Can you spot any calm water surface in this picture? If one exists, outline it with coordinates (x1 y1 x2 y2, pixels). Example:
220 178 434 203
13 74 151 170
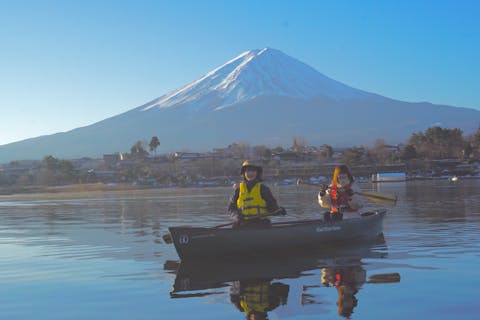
0 180 479 320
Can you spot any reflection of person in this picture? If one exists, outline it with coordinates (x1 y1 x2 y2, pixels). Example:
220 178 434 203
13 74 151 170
230 279 289 320
318 165 364 221
228 160 286 227
321 265 366 318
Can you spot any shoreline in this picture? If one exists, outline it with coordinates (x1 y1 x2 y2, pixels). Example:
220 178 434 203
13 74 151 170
1 174 479 198
0 183 148 196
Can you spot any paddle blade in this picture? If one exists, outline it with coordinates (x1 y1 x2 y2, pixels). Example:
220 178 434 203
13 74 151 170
357 191 397 206
368 272 401 284
162 233 173 244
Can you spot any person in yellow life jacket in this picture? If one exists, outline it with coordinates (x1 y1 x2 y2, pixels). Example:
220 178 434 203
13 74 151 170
228 160 286 227
230 279 290 320
318 165 364 221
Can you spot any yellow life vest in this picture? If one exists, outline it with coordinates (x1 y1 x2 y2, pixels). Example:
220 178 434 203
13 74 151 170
239 281 270 314
237 182 268 219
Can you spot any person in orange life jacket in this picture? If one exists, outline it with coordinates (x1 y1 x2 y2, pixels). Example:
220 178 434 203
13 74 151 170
321 264 366 318
318 165 364 221
228 160 286 227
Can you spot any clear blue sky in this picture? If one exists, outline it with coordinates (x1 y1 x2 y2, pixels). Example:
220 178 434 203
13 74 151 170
1 0 479 145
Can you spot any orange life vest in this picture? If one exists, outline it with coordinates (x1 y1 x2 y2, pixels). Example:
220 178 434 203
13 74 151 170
330 183 354 213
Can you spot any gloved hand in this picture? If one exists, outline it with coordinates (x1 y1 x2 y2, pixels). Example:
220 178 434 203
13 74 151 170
229 208 243 222
277 207 287 216
319 184 329 197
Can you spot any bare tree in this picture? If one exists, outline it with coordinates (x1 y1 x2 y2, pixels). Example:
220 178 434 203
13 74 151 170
130 140 148 159
149 136 160 154
320 144 333 160
292 136 307 153
408 126 464 159
229 142 250 159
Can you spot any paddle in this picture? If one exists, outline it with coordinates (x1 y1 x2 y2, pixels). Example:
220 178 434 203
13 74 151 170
162 209 286 244
296 179 397 205
162 222 232 244
367 272 401 284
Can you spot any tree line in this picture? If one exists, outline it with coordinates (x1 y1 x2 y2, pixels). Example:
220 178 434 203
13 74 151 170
1 127 479 188
123 127 480 166
342 126 480 167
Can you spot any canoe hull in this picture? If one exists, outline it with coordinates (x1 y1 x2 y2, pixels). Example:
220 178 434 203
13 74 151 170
168 237 387 294
169 210 386 261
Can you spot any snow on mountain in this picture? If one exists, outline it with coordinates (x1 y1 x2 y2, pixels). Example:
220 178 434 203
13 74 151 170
139 48 371 112
0 47 478 163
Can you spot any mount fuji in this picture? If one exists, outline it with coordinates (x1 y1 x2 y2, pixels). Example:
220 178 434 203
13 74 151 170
1 48 479 162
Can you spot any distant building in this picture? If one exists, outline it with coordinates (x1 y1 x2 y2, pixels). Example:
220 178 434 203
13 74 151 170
103 153 123 167
174 152 210 160
371 172 407 182
91 170 116 182
71 158 104 170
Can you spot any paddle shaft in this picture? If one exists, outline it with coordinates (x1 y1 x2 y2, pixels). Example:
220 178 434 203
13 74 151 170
355 191 397 203
162 209 284 244
296 179 329 191
296 179 397 204
212 210 282 229
202 208 285 229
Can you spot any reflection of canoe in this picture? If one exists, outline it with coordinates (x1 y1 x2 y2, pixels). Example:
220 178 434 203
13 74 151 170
169 209 386 261
168 238 387 294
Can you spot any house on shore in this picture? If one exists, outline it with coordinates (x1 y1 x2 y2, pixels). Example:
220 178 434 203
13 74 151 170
371 172 407 182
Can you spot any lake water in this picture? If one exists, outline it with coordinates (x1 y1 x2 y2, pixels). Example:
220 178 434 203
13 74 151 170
0 179 479 320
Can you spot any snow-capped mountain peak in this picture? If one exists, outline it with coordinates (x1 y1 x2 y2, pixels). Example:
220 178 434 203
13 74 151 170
140 48 368 112
1 47 478 163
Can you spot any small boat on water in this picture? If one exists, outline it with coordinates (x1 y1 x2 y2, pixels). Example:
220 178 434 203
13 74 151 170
450 175 459 182
168 209 387 261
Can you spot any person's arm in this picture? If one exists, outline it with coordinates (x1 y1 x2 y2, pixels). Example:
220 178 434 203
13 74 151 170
318 187 332 209
227 188 241 221
260 184 281 213
348 183 364 210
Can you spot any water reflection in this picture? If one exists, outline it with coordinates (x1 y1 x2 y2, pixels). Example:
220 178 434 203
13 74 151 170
167 237 399 319
230 279 289 320
1 182 479 319
320 264 365 317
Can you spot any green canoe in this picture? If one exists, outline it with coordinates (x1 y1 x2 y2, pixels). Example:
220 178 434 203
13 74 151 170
169 209 387 261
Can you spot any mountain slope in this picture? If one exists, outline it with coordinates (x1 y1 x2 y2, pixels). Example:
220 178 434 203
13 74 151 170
0 48 478 162
138 48 373 112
